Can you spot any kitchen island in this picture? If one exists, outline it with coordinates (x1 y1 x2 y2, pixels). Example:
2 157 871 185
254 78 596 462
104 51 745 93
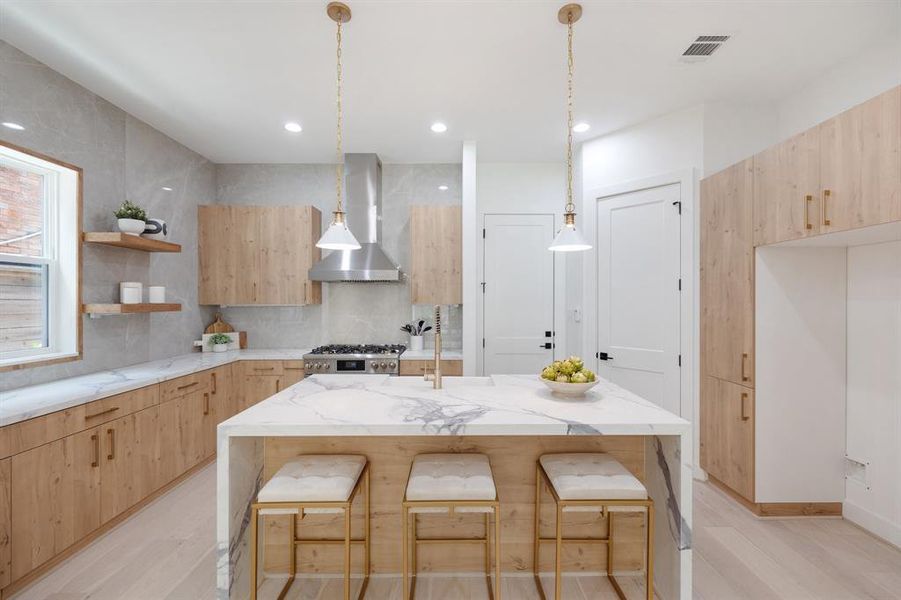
217 374 692 599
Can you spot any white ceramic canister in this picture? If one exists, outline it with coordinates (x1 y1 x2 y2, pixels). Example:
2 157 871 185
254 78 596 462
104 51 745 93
148 286 166 303
120 282 142 304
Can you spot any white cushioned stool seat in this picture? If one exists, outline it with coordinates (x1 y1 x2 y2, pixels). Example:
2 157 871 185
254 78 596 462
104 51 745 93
258 455 366 515
540 453 646 513
406 453 497 514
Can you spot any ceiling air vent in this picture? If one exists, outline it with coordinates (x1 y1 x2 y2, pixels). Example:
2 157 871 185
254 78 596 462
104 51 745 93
681 35 730 62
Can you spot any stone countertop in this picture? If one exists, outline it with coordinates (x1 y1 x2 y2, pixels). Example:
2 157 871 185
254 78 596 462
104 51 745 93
219 374 691 437
0 349 311 427
398 349 463 360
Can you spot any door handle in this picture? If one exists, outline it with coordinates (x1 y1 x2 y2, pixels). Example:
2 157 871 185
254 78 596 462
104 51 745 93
203 392 210 416
211 371 217 394
177 381 199 391
741 392 750 421
741 353 750 382
822 189 831 226
596 352 613 361
91 433 100 467
804 195 813 230
107 428 115 460
539 342 553 349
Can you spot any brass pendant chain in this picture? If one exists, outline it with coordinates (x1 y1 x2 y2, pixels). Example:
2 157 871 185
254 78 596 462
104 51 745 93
565 15 575 216
335 19 344 217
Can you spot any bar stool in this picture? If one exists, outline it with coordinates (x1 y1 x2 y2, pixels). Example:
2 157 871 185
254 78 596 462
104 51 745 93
533 453 654 600
250 455 370 600
402 453 501 600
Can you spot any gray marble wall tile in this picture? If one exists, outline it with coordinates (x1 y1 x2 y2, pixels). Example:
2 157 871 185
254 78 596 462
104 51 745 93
0 41 215 391
215 163 462 348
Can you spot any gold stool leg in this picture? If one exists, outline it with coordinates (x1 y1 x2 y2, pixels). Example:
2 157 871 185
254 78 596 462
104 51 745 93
533 465 543 599
554 503 562 600
411 513 418 599
344 502 352 600
494 504 502 600
402 505 409 600
646 504 655 600
484 512 491 597
606 510 626 600
250 506 259 600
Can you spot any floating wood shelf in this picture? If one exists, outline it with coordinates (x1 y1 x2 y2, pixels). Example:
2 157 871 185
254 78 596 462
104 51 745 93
82 303 182 315
83 232 181 253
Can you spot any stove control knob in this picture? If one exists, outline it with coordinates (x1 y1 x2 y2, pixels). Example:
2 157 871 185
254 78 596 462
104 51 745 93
388 361 396 369
380 362 387 369
370 361 378 369
304 363 311 370
324 363 330 370
315 363 322 370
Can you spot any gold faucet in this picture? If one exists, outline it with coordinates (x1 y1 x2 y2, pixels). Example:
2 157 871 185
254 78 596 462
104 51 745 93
423 305 442 389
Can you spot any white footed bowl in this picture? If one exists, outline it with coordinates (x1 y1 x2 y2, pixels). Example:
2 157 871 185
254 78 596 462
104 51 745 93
540 377 599 397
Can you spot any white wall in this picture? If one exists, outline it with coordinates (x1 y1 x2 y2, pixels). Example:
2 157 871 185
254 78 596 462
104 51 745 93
777 33 901 140
702 101 778 176
845 241 901 546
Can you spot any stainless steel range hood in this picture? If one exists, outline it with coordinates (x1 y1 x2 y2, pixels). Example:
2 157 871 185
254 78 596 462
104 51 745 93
309 153 402 282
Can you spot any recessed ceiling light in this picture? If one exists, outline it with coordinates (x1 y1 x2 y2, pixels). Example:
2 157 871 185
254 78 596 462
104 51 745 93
2 122 25 131
572 122 591 133
430 122 448 133
161 186 173 191
438 185 449 191
284 122 303 133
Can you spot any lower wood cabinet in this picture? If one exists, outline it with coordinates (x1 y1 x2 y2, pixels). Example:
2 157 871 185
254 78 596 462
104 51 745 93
100 406 161 524
0 458 10 589
700 376 755 502
399 359 463 376
159 389 208 483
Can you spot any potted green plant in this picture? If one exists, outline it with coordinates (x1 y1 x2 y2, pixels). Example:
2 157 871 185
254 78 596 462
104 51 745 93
114 200 147 235
209 333 231 353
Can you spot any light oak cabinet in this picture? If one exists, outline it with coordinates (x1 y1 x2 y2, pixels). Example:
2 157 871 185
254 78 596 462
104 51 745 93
10 427 101 580
700 159 755 387
399 359 463 376
198 205 322 306
99 406 161 524
700 377 755 502
234 361 303 412
409 205 462 304
0 458 10 589
158 389 208 483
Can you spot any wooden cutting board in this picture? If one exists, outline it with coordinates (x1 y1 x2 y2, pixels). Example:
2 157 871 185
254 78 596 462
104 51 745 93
204 312 234 334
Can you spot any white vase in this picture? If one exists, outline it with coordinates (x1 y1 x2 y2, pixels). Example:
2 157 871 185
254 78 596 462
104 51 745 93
117 218 146 236
409 335 424 352
213 343 228 353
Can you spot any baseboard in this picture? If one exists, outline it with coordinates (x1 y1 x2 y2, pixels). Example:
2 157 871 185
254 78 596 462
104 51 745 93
1 456 216 600
843 500 901 549
707 475 842 517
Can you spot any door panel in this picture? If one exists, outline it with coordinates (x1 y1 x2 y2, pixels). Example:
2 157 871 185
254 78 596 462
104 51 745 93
483 214 555 375
11 427 101 579
0 458 9 588
100 406 161 523
238 375 281 412
700 376 755 502
753 129 821 245
158 391 206 483
701 160 755 387
596 184 681 415
258 207 306 305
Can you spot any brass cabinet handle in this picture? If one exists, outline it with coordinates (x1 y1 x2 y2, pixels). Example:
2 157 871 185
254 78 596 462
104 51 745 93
276 379 280 393
107 428 115 460
91 433 100 467
177 381 199 391
741 353 750 382
822 189 831 226
211 372 217 394
741 392 750 421
85 406 119 420
203 392 210 416
804 195 814 230
253 367 275 371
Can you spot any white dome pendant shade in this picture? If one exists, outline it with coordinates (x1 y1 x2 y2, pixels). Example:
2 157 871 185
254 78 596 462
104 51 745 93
549 213 591 252
550 3 591 254
316 2 361 252
317 211 360 251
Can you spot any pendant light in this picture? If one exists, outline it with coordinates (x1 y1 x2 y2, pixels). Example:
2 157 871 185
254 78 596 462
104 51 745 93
317 2 361 251
549 3 591 252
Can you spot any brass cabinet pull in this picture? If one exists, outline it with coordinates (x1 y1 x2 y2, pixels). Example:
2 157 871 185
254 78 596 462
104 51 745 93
211 372 217 394
253 367 275 371
822 189 831 226
741 353 750 382
276 380 280 393
91 433 100 467
85 406 119 420
177 381 199 391
107 428 115 460
203 392 210 416
741 392 750 421
804 195 814 230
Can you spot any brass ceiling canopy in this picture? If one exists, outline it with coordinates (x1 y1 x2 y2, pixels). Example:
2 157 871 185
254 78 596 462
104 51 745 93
327 2 351 23
557 3 582 24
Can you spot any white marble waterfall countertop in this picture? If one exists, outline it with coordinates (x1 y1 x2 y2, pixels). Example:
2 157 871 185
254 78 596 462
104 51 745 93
398 349 463 360
0 349 311 427
220 374 690 437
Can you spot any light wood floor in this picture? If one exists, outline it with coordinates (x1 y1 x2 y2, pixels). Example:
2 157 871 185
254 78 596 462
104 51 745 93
11 463 901 600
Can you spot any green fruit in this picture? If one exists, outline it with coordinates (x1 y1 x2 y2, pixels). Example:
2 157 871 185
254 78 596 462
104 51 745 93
568 355 584 370
552 360 563 371
555 374 570 383
571 371 588 384
559 360 575 375
541 366 557 380
583 369 596 382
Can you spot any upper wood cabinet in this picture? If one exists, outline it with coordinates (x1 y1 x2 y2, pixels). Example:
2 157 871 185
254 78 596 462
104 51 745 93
753 128 821 246
409 205 462 305
701 159 755 387
819 85 901 232
700 376 755 502
198 205 322 306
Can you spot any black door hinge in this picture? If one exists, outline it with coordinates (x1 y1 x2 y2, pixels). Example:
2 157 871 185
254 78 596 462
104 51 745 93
482 228 486 238
673 200 682 215
482 338 485 348
481 282 486 293
678 278 682 291
678 354 682 367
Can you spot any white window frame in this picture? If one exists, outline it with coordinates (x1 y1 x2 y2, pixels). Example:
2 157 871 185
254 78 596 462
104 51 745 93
0 142 81 370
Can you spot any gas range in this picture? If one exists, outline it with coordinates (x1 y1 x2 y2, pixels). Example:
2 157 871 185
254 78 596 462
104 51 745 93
303 344 406 376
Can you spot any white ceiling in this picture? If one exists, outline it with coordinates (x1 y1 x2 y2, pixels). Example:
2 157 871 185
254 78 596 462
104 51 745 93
1 1 898 163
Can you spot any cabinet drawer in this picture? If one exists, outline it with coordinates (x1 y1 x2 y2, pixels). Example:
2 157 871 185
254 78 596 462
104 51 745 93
160 371 212 404
83 385 159 428
399 359 462 376
0 406 86 460
240 360 284 377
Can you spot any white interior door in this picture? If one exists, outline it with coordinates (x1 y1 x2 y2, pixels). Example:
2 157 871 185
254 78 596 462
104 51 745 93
596 183 681 415
483 214 555 374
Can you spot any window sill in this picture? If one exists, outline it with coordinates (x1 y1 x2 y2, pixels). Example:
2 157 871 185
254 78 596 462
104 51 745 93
0 351 81 372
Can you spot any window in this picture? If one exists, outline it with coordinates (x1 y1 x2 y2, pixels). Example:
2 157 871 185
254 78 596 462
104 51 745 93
0 142 81 369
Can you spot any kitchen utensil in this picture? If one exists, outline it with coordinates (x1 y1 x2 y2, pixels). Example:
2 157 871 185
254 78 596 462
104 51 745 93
205 313 234 334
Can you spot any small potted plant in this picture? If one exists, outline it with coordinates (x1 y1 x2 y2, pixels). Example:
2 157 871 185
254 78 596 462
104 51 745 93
400 320 432 352
114 200 147 235
209 333 231 353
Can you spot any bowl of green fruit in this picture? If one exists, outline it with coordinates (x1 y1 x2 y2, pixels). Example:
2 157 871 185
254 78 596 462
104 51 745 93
539 356 599 397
